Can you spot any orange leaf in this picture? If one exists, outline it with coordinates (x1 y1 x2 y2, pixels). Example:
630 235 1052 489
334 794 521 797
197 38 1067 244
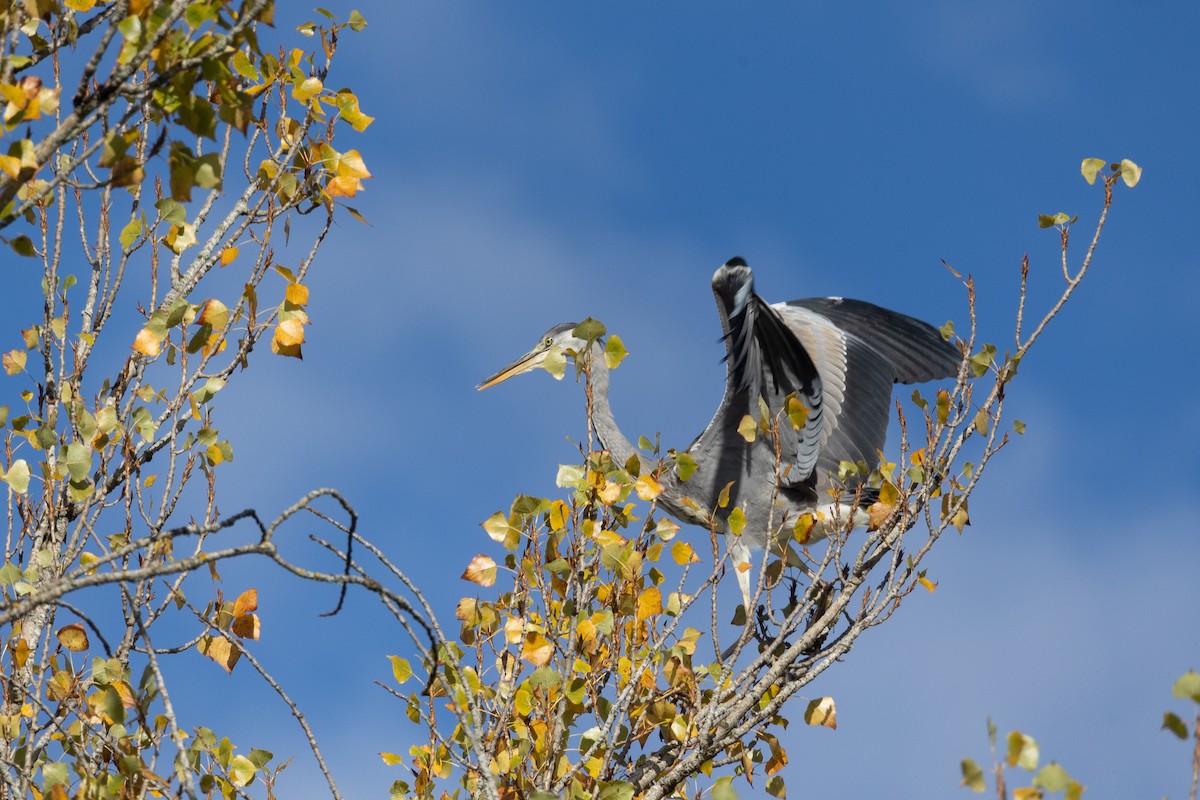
324 174 363 198
232 588 258 617
219 246 239 267
132 327 161 357
231 613 260 640
198 636 240 674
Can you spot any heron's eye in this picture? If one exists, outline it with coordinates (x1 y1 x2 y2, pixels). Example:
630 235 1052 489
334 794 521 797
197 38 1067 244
543 337 553 347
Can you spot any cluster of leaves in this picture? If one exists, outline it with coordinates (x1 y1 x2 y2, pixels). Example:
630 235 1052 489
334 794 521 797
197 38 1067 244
0 2 372 797
961 722 1084 800
961 670 1200 800
1162 670 1200 800
388 447 819 800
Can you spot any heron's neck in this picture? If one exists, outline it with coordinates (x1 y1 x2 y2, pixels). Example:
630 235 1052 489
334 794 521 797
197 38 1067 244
585 342 639 470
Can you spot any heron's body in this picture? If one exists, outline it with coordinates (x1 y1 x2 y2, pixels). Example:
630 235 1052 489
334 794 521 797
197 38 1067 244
479 258 961 605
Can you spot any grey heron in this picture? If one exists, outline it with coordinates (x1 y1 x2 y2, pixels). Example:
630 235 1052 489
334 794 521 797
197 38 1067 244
478 257 961 608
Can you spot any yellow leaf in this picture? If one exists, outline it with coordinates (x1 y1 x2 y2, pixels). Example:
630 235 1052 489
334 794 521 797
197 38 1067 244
803 696 837 729
336 149 372 179
461 554 496 587
56 623 89 652
197 298 229 331
1013 789 1043 800
205 444 226 465
292 76 323 102
737 414 757 442
2 350 25 375
131 327 161 356
274 318 305 346
324 174 364 198
522 632 553 666
285 282 309 306
380 752 403 766
917 574 938 592
786 395 808 430
634 474 663 501
636 586 662 622
1080 157 1105 185
164 223 196 253
727 506 746 535
228 754 256 788
548 499 568 532
219 246 239 266
670 540 700 565
792 512 816 544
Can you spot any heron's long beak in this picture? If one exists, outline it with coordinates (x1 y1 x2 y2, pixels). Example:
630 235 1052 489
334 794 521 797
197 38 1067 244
476 348 544 391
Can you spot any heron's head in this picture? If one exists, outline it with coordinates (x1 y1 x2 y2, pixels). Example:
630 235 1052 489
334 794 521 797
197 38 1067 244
476 322 590 390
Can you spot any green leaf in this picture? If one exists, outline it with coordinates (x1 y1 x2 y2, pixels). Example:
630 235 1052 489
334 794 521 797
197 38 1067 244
1037 212 1072 229
1013 419 1026 434
3 459 30 494
1006 731 1038 771
228 754 256 787
727 506 746 536
1162 711 1188 740
1080 157 1105 185
388 655 412 685
348 9 367 30
765 775 786 798
597 781 635 800
673 451 697 481
960 757 986 792
193 376 226 404
968 344 996 377
41 762 69 789
736 414 757 442
529 666 560 690
572 318 606 345
10 235 35 256
543 346 566 380
1172 670 1200 702
555 464 585 487
1033 762 1070 792
604 334 627 369
102 685 125 724
710 775 738 800
1119 158 1142 188
155 198 186 226
63 442 93 482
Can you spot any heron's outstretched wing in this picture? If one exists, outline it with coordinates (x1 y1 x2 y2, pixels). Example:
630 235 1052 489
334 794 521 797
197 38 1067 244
778 297 961 478
711 259 825 485
788 298 960 383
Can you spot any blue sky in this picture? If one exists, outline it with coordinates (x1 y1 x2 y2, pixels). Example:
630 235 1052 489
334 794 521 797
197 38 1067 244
24 2 1200 797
